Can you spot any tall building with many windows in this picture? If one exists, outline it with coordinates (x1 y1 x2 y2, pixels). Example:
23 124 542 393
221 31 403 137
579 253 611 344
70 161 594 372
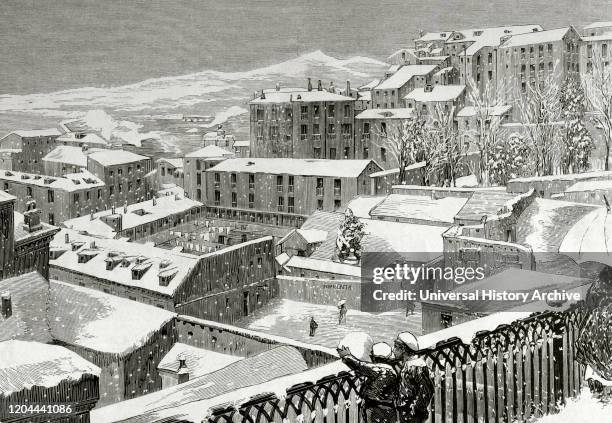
249 81 356 160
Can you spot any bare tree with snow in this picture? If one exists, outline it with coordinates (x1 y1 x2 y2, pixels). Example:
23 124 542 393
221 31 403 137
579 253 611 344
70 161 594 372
583 51 612 171
426 104 466 187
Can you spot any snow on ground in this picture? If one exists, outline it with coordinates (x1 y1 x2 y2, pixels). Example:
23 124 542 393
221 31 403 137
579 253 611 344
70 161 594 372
535 388 612 422
235 299 422 349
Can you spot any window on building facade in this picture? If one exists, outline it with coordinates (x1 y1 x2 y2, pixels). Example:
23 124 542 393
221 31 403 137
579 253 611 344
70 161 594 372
344 147 350 159
26 186 32 197
334 179 341 196
248 192 254 208
288 175 294 193
214 190 220 205
196 189 201 201
73 193 79 203
334 199 341 210
231 192 237 208
363 122 370 134
328 123 336 135
328 105 335 118
314 147 321 158
277 175 283 192
48 213 54 225
301 106 308 120
329 148 337 159
344 104 350 116
548 43 553 54
231 173 237 188
313 105 320 117
603 44 608 58
277 196 284 211
47 190 54 203
363 147 369 158
249 174 255 189
317 199 323 210
313 123 320 134
196 173 201 185
288 196 294 213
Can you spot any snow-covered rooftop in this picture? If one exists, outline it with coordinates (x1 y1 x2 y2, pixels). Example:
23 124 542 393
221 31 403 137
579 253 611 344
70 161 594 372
49 280 176 355
157 343 242 378
404 85 466 102
369 193 469 224
0 340 100 395
42 145 89 167
584 21 612 30
509 170 612 183
356 108 415 120
560 207 612 265
157 158 183 168
456 105 512 117
207 158 375 178
250 88 354 104
63 194 202 238
0 272 52 343
87 149 149 166
285 255 362 277
582 32 612 41
345 195 386 218
501 27 571 48
49 228 200 296
359 79 380 90
0 190 15 203
369 161 426 178
0 168 104 192
565 179 612 192
1 128 61 140
375 65 438 90
91 346 308 423
416 31 453 42
184 144 235 159
13 211 58 243
56 132 109 146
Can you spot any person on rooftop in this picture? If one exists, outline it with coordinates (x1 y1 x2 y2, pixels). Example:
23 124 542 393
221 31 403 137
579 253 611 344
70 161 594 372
393 332 434 423
309 316 318 337
338 341 399 422
338 300 348 324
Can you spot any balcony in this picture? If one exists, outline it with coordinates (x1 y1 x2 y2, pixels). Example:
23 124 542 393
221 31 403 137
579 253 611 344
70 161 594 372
316 187 324 196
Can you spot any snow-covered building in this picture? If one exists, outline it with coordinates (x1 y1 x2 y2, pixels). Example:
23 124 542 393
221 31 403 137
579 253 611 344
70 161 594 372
91 346 308 423
371 65 438 109
507 171 612 198
403 84 466 114
205 158 382 228
157 343 243 389
62 193 203 240
183 144 235 203
560 179 612 205
0 340 101 421
49 280 177 405
0 168 105 225
0 128 62 173
49 229 277 323
153 158 184 192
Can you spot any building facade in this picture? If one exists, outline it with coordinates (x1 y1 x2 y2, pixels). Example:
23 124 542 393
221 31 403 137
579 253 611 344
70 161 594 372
0 129 62 173
204 158 381 226
183 145 235 203
249 82 356 160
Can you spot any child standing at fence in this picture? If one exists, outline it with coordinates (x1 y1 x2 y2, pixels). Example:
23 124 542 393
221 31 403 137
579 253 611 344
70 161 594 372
393 332 434 423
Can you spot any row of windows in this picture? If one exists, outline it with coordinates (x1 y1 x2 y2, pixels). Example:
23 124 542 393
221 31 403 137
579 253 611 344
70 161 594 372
255 103 352 121
108 165 141 177
586 43 608 58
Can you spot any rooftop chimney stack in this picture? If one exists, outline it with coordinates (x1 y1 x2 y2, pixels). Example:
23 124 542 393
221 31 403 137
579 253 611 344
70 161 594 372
65 233 70 244
153 197 157 206
329 81 335 93
307 78 313 92
346 80 351 94
90 211 94 221
177 353 189 384
111 205 116 215
124 202 128 214
22 200 42 233
1 293 12 319
275 82 280 91
317 80 323 91
260 90 266 100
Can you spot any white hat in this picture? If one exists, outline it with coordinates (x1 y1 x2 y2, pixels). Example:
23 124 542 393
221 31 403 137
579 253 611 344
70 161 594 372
397 332 419 351
372 342 393 358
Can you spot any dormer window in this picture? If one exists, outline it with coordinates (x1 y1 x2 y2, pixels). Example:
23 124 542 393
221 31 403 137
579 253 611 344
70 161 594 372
49 248 67 260
132 261 152 280
158 268 178 286
77 249 99 263
71 241 86 251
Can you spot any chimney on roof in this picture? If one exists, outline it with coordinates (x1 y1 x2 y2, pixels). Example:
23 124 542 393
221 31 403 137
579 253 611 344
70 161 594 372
260 90 266 100
329 81 335 93
90 211 94 221
275 82 280 91
419 29 424 37
175 194 180 201
317 80 323 91
90 240 96 249
177 353 189 384
111 205 116 215
307 78 313 92
153 197 157 206
65 233 70 244
346 80 351 94
1 293 11 319
425 84 434 93
22 200 42 233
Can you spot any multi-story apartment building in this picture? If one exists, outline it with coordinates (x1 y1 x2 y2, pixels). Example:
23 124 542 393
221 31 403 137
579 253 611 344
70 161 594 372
0 169 106 225
155 158 184 190
456 105 513 147
580 31 611 74
371 65 438 109
498 27 582 118
0 128 61 173
583 21 612 37
404 84 466 115
354 108 415 169
0 191 58 279
205 158 381 227
183 145 235 202
249 81 356 160
42 145 90 176
449 25 544 89
87 149 152 206
55 131 109 149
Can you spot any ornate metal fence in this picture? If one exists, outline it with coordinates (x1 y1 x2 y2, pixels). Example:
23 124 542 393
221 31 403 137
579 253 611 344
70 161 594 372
206 308 586 423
